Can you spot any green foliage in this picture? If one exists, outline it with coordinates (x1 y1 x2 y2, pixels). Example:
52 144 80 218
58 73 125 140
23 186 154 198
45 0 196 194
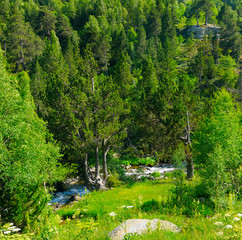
120 156 157 166
29 181 242 240
57 209 76 220
0 0 241 233
150 172 162 178
141 199 160 212
0 49 65 226
107 173 123 188
158 170 212 217
193 89 241 209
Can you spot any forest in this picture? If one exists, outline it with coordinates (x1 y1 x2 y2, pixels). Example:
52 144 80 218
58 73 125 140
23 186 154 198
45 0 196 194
0 0 241 239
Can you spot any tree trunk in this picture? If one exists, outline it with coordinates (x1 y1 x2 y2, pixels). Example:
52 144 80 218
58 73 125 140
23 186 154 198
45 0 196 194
102 144 107 181
186 154 194 179
180 110 194 179
94 145 107 190
91 77 95 92
205 15 208 25
196 15 199 27
102 142 110 182
186 110 193 179
83 153 95 190
95 146 100 179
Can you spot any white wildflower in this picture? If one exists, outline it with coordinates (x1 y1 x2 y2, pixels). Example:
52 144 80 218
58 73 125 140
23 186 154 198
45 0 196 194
233 217 240 222
109 212 117 217
8 226 15 230
237 213 242 218
12 228 21 232
216 232 223 236
9 223 14 226
119 205 126 208
126 206 134 209
214 222 223 226
3 231 11 235
224 225 233 229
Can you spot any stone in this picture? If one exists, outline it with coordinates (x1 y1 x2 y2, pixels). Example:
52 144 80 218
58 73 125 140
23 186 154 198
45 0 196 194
108 219 181 240
181 24 220 40
198 197 206 203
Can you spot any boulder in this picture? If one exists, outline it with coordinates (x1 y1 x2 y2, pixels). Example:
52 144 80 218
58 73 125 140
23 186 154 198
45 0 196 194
108 219 181 240
181 24 220 40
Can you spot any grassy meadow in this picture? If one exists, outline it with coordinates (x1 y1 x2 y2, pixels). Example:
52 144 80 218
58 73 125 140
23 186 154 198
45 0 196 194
2 178 240 240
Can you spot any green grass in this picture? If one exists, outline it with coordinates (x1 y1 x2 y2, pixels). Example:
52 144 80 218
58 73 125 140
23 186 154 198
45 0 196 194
4 180 241 240
50 181 241 240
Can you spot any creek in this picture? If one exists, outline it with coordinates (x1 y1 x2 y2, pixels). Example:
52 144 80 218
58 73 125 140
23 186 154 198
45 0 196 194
49 164 174 206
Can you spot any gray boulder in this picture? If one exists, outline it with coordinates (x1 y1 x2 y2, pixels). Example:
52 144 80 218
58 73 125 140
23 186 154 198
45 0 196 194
108 219 181 240
182 24 220 40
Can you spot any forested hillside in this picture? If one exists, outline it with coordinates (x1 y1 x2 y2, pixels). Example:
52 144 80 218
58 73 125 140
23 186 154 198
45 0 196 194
0 0 241 237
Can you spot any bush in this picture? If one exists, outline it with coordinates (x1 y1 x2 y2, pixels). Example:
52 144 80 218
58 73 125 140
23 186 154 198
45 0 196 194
141 199 160 212
107 173 123 188
56 209 76 220
150 172 161 178
193 89 242 210
120 156 157 166
160 170 213 217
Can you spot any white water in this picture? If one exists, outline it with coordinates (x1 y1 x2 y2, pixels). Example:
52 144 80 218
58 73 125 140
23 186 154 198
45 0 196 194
125 165 174 179
50 165 174 205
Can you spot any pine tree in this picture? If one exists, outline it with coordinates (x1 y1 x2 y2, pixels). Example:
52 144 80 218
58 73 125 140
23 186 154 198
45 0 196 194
218 4 241 61
6 9 43 71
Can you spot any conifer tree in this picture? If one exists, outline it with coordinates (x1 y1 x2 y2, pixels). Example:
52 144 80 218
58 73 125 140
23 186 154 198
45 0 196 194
6 8 43 71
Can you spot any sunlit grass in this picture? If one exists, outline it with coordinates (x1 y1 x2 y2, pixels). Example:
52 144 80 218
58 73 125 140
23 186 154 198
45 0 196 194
4 180 240 239
51 180 241 240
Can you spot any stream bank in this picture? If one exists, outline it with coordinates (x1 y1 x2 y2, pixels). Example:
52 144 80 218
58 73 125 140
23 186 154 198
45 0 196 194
50 164 175 206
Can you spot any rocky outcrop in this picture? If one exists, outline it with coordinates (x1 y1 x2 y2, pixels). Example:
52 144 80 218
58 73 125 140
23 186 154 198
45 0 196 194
108 219 181 240
181 24 220 40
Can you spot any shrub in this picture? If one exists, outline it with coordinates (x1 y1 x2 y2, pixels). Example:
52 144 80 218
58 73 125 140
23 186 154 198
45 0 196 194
150 172 161 178
141 199 160 212
193 89 241 210
56 209 76 220
107 173 123 188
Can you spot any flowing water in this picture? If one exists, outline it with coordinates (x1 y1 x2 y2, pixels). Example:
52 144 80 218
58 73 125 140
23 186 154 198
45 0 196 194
49 183 90 205
125 165 174 179
50 165 174 205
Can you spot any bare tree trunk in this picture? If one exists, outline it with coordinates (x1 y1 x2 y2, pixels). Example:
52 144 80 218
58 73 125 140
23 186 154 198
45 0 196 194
83 153 95 190
95 146 100 179
91 77 95 92
205 14 208 25
102 141 110 182
185 111 194 179
196 15 199 27
186 154 194 179
94 145 107 190
180 110 194 179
